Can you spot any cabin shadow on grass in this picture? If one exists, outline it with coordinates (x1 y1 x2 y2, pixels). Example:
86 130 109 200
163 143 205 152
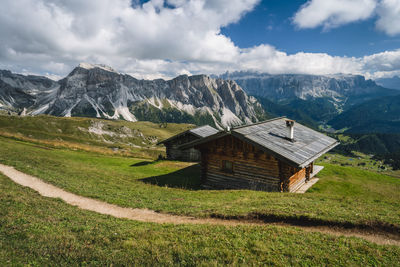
140 163 202 190
130 161 155 167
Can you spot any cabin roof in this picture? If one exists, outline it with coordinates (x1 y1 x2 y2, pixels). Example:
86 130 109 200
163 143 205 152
189 125 220 138
181 117 339 168
158 125 219 145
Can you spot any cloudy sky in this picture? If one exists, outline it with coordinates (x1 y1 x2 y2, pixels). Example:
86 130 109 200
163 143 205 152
0 0 399 80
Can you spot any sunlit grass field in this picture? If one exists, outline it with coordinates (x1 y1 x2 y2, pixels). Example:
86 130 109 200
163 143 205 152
0 135 399 228
0 116 400 265
1 172 399 266
0 115 193 158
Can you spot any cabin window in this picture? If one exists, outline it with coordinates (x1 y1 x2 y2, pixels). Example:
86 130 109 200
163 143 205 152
222 160 234 173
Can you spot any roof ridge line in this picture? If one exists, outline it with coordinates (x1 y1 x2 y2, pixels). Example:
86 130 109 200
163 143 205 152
191 125 211 130
232 116 287 130
157 124 218 145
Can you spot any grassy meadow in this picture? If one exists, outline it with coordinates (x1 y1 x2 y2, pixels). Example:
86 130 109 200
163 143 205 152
1 173 400 266
0 134 399 228
0 115 399 265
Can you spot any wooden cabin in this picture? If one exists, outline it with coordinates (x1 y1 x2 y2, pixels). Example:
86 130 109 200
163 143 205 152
158 125 219 162
181 117 338 192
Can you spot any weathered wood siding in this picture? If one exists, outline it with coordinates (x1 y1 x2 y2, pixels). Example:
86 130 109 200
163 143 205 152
288 168 306 192
198 135 281 191
197 135 310 192
279 163 307 192
165 133 201 161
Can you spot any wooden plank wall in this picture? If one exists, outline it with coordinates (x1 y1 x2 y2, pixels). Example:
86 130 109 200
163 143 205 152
279 163 307 192
165 133 201 161
198 135 310 192
166 145 201 161
288 168 306 192
198 135 282 191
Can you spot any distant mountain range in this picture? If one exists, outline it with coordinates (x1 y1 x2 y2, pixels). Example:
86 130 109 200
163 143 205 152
216 71 400 165
3 66 400 169
2 66 400 134
375 76 400 90
0 64 264 128
216 71 400 130
217 71 397 109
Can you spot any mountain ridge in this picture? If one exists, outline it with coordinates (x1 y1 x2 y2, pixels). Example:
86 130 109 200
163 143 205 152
0 64 264 128
217 71 398 110
375 76 400 90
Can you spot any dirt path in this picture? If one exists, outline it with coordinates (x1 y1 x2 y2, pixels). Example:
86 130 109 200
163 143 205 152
0 163 399 246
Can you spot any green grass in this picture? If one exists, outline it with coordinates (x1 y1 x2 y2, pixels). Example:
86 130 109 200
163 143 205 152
319 151 393 172
1 116 399 265
319 151 400 179
0 136 399 228
1 173 399 266
0 114 193 158
0 115 191 142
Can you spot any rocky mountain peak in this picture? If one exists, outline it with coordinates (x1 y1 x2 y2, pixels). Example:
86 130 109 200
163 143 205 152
0 66 265 128
77 63 118 73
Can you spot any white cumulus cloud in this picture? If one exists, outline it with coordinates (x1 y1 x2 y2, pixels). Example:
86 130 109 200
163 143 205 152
293 0 377 30
0 0 398 80
376 0 400 36
293 0 400 37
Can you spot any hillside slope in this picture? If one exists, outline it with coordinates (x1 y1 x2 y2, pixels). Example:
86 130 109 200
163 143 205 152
255 96 338 128
329 94 400 133
375 76 400 90
0 115 193 158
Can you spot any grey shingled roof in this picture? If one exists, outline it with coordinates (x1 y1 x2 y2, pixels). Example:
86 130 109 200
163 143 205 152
189 125 219 138
232 117 338 168
158 125 219 145
181 117 339 168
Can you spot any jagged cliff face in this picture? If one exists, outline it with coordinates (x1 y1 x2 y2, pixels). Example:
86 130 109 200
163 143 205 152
0 64 264 128
0 70 58 111
218 72 396 107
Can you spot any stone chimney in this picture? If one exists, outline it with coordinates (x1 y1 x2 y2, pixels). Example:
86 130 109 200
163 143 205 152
285 119 295 141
